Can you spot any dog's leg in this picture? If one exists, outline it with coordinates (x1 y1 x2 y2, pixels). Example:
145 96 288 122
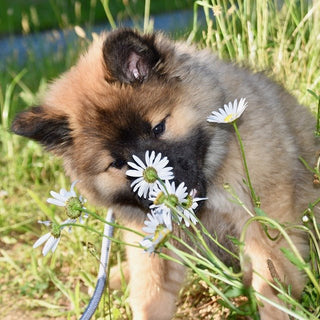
109 261 130 290
245 223 307 320
123 226 186 320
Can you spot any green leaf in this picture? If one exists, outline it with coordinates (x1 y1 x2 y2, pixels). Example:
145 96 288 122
224 286 244 298
280 248 307 270
254 207 268 217
307 89 320 100
227 235 243 247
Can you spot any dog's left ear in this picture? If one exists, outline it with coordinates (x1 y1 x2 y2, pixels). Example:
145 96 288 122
103 29 162 84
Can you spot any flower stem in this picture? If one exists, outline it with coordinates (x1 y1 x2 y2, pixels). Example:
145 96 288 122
165 242 249 316
164 200 240 276
239 216 320 294
61 222 141 249
316 92 320 136
232 121 260 207
83 208 145 237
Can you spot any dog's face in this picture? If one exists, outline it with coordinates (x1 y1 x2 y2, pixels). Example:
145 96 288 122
11 29 220 218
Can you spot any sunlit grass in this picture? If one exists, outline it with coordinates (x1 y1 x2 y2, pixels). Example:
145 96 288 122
191 0 320 109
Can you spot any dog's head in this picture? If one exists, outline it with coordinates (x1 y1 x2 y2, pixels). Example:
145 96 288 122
11 29 226 218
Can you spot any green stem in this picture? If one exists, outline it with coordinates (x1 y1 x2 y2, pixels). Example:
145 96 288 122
224 183 255 217
289 224 320 265
143 0 151 33
194 216 240 260
165 242 250 316
233 121 260 207
239 216 320 294
83 208 144 237
186 0 199 43
255 290 316 320
302 196 320 242
60 222 141 249
316 94 320 136
100 0 116 30
164 200 241 277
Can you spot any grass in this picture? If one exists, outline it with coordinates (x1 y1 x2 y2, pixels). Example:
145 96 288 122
190 0 320 109
1 0 320 319
0 0 194 35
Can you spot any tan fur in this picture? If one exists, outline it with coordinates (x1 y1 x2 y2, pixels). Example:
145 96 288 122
11 29 320 319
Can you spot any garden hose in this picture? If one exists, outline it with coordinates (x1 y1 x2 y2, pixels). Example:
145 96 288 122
80 208 114 320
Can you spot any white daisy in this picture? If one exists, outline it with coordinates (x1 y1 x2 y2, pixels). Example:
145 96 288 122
33 233 61 256
140 237 156 253
207 98 248 123
126 150 174 198
47 181 87 222
140 210 172 253
181 189 207 227
143 210 172 234
149 180 188 213
148 180 188 226
33 221 62 256
47 180 78 207
34 219 77 256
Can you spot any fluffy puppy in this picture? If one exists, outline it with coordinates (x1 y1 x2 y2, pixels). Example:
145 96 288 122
11 29 319 319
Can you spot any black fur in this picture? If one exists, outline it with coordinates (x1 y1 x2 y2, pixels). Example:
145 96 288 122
11 106 72 151
103 29 162 84
129 129 209 200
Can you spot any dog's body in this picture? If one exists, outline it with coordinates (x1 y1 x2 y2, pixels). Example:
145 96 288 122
12 29 319 319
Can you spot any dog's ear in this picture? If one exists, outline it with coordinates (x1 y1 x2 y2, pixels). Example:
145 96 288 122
103 29 162 84
11 106 72 155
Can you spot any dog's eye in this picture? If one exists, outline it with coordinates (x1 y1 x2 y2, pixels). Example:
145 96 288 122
152 119 166 138
109 159 126 170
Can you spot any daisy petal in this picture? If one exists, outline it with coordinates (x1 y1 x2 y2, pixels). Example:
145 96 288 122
148 150 155 166
132 155 146 169
49 190 67 203
126 169 144 177
131 177 144 188
127 161 144 171
51 237 61 253
42 236 55 256
47 198 65 206
38 220 51 227
132 180 144 192
154 152 162 164
207 98 248 124
127 151 174 199
60 189 69 197
33 233 51 248
70 180 79 196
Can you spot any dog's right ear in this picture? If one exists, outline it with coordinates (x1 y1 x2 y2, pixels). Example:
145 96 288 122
11 106 72 155
103 29 162 84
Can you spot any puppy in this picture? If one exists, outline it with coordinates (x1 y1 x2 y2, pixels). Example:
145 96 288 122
11 29 319 319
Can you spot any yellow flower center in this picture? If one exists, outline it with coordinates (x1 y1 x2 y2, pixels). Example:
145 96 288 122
152 227 171 245
224 114 234 122
183 195 193 209
167 194 179 207
154 191 166 205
